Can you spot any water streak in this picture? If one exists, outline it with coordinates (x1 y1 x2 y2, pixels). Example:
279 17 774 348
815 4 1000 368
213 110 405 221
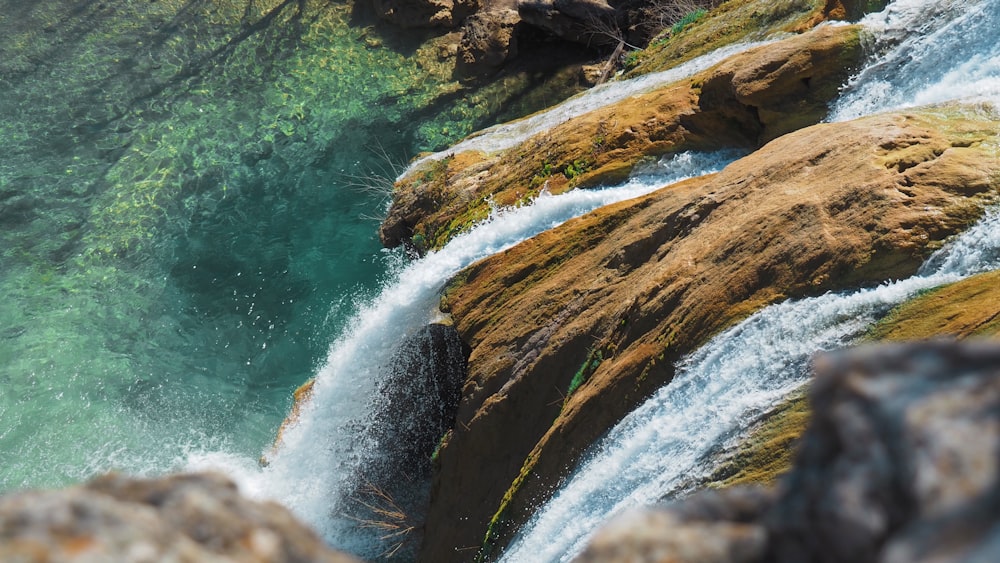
830 0 1000 121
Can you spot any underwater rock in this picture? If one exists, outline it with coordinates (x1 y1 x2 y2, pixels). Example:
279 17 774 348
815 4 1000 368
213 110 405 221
0 472 359 562
578 339 1000 563
419 107 1000 561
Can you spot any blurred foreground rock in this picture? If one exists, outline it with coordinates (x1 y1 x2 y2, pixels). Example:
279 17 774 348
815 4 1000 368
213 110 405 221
0 472 360 563
578 340 1000 562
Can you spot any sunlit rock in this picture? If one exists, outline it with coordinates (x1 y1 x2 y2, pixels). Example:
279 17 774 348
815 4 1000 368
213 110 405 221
383 24 864 251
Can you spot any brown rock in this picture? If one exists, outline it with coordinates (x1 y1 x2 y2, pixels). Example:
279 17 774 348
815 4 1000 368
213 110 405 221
382 24 864 250
456 9 522 75
419 108 1000 561
0 472 360 562
872 270 1000 341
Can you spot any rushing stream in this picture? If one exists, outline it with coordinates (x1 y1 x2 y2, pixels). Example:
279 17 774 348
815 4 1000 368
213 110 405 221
189 149 743 556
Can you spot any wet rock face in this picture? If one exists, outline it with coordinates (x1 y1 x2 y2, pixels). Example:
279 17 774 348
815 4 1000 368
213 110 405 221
351 323 470 558
578 340 1000 563
0 472 359 562
364 323 468 483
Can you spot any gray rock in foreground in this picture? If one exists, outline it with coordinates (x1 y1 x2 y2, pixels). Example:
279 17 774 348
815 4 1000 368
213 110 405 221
578 340 1000 563
0 472 360 562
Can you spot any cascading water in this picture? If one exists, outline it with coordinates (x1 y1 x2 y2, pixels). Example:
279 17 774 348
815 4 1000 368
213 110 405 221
501 0 1000 559
829 0 1000 120
185 149 742 557
187 0 999 559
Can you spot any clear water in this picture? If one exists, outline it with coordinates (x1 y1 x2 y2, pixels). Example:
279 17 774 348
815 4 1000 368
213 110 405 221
0 0 576 492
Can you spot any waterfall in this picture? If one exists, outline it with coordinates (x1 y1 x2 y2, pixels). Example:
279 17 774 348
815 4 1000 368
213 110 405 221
184 0 1000 558
184 150 740 556
501 0 1000 559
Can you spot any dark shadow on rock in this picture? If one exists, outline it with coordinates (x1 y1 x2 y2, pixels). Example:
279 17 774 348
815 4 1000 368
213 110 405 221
350 322 470 559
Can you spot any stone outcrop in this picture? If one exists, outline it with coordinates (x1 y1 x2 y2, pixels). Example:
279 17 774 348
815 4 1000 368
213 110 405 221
417 107 1000 561
517 0 618 46
382 24 865 251
578 339 1000 563
0 472 359 562
456 10 522 75
872 269 1000 341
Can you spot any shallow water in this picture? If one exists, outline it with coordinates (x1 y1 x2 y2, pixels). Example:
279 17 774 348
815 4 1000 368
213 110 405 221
0 0 573 491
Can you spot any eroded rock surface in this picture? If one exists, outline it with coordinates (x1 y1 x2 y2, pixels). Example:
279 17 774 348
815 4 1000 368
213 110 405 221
419 107 1000 561
457 9 522 74
383 24 864 251
578 339 1000 563
0 472 359 562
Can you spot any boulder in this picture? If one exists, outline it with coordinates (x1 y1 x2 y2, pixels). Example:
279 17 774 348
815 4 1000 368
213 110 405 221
418 107 1000 561
517 0 618 46
578 339 1000 563
871 270 1000 341
0 472 359 562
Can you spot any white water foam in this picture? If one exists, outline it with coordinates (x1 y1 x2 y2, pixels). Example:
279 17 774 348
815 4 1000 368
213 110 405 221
401 40 777 176
500 204 1000 563
185 150 741 555
830 0 1000 121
